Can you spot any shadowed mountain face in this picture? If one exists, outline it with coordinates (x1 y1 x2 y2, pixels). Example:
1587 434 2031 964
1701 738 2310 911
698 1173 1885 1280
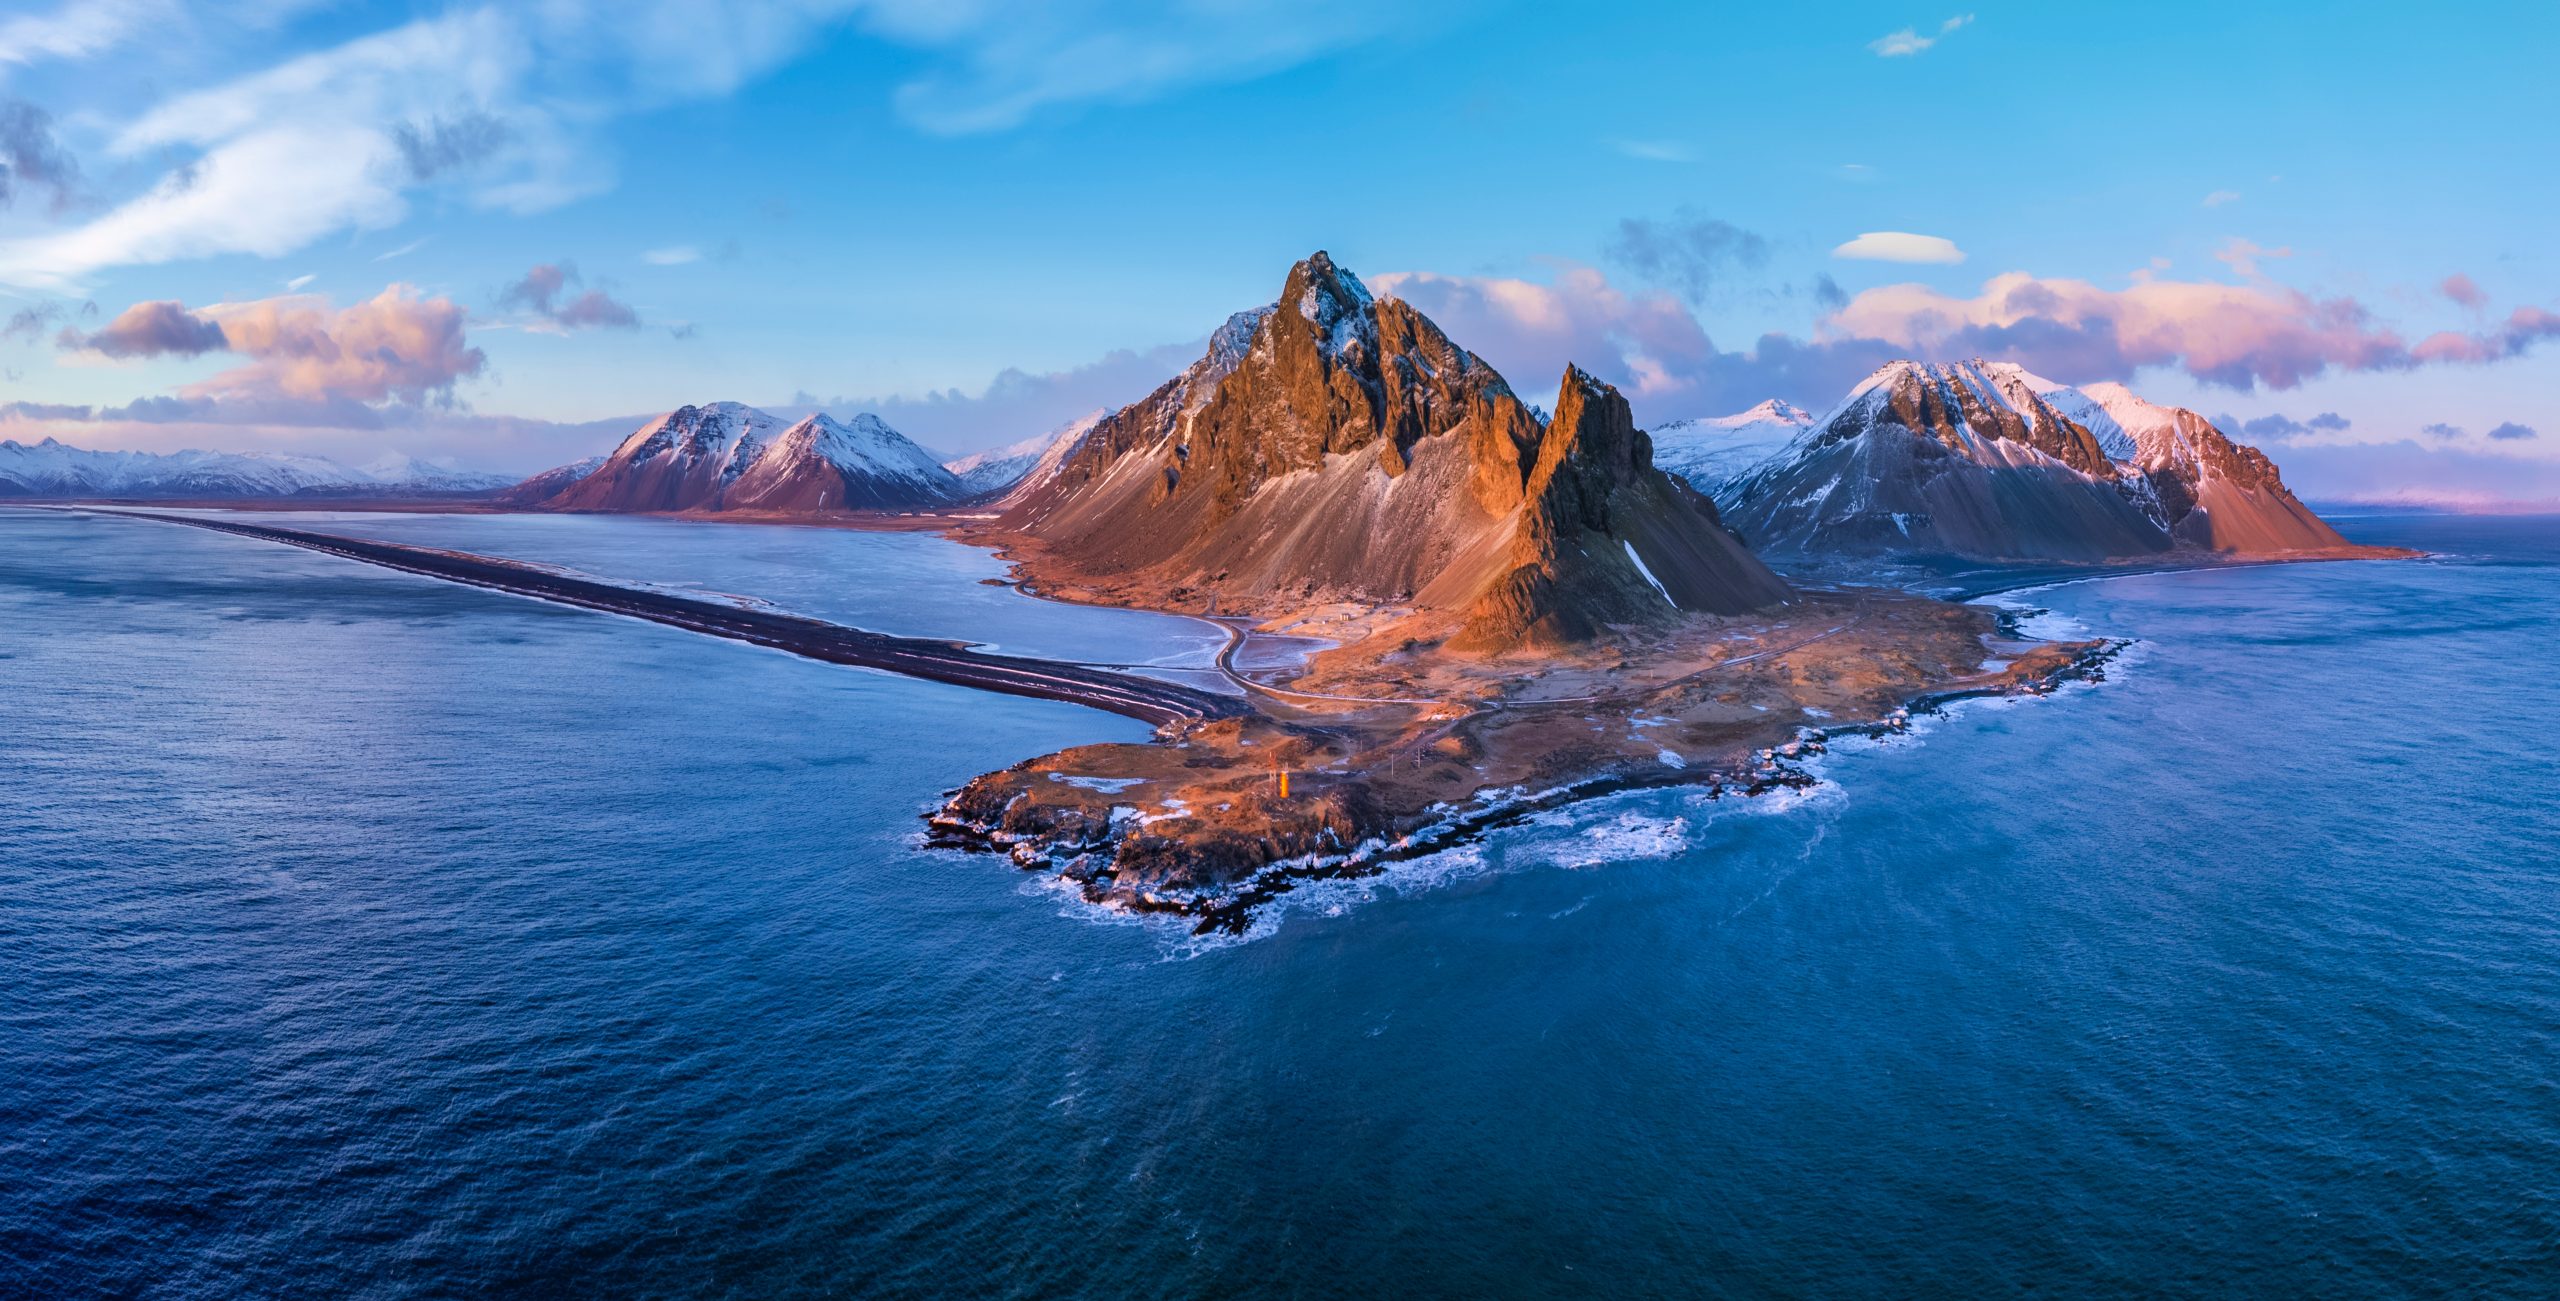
1713 360 2354 563
521 404 960 513
1454 367 1792 648
999 252 1789 648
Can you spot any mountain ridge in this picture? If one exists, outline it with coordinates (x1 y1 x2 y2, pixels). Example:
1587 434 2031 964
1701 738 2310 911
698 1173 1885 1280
1703 360 2361 562
517 403 962 513
0 436 510 499
987 251 1789 650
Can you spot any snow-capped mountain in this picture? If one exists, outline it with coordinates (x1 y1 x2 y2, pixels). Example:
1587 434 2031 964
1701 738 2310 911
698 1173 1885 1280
0 437 506 499
494 456 606 505
2046 381 2350 554
941 409 1105 501
522 403 962 514
351 451 515 492
1648 399 1817 497
996 251 1788 647
1715 360 2353 562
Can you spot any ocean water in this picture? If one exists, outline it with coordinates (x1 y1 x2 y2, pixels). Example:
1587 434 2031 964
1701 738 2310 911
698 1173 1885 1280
3 507 2555 1298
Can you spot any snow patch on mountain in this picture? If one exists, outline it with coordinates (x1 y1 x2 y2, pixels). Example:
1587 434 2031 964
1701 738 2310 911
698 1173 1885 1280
523 402 963 513
1722 359 2352 560
1648 398 1818 496
943 409 1106 498
0 436 508 499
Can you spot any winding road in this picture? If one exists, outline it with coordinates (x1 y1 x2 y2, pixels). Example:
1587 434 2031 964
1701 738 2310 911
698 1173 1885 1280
106 511 1250 728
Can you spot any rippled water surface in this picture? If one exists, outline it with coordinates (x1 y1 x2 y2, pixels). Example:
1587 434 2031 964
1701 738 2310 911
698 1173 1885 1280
4 508 2555 1298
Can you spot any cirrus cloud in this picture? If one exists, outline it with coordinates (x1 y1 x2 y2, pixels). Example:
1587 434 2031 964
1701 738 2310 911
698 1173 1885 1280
0 1 1473 289
1870 13 1973 57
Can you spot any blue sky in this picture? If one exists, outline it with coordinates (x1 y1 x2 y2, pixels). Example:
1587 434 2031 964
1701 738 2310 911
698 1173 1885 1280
1 0 2553 505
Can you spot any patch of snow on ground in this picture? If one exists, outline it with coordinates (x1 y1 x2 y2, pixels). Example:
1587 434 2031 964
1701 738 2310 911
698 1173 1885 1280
1049 773 1143 794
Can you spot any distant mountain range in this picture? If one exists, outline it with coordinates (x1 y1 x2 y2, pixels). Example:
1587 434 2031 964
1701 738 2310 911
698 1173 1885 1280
499 401 1104 514
941 411 1103 500
1652 361 2355 562
8 270 2361 580
0 437 512 499
1647 400 1817 497
515 403 964 513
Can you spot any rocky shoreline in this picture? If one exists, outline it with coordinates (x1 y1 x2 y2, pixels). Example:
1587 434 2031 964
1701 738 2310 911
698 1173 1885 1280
925 615 2124 936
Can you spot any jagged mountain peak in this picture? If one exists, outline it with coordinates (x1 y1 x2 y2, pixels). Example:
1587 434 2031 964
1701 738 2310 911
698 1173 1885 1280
1825 357 2120 480
1735 398 1816 425
1282 250 1379 359
995 254 1789 649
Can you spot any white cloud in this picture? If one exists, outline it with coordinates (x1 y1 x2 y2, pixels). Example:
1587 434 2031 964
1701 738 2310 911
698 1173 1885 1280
874 0 1453 134
0 124 406 290
2201 189 2241 208
371 238 428 263
285 273 316 290
1831 231 1967 264
1606 138 1695 164
1 0 1467 288
0 0 170 71
1869 13 1973 57
2213 237 2292 279
0 0 335 73
642 245 703 265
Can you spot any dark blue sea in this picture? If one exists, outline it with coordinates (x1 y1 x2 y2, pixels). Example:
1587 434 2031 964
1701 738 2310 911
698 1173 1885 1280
3 508 2554 1298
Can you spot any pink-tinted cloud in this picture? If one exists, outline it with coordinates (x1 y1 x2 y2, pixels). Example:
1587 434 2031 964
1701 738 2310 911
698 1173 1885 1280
1826 271 2560 390
59 285 487 411
1374 265 1898 422
1375 261 2560 425
2440 273 2488 310
2211 238 2290 278
498 261 640 332
2408 307 2560 365
70 299 229 357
